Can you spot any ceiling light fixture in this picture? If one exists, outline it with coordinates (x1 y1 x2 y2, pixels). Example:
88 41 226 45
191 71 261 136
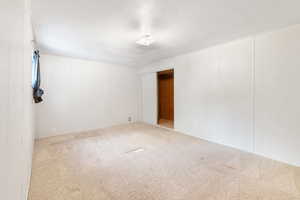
136 34 155 46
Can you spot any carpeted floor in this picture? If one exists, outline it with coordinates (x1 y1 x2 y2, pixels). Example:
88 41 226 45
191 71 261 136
29 123 300 200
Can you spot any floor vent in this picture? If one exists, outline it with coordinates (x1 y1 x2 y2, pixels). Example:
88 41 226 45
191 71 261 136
125 147 145 154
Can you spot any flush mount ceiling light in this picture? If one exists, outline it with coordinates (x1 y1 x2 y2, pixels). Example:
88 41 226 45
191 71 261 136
136 34 155 46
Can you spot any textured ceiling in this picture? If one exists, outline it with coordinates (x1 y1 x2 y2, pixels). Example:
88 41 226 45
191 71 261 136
32 0 300 67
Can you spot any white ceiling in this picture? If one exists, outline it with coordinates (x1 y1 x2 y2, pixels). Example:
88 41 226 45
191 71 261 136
32 0 300 67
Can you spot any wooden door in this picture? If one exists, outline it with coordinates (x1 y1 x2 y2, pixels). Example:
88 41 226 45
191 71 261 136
157 69 174 121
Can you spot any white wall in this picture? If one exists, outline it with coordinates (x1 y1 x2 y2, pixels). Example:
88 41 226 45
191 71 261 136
36 55 139 138
140 39 254 152
254 25 300 167
139 24 300 167
141 73 157 125
0 0 35 199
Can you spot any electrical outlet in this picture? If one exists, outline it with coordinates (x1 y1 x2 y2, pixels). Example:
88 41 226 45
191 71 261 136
128 117 132 122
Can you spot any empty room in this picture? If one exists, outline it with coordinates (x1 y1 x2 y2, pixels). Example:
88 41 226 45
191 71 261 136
1 0 300 199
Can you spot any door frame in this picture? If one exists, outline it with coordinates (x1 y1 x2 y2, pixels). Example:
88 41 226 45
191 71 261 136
156 69 174 126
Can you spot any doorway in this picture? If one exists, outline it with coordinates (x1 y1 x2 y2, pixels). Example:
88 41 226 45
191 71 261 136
157 69 174 128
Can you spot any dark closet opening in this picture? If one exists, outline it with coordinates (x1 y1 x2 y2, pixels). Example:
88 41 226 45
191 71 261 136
157 69 174 128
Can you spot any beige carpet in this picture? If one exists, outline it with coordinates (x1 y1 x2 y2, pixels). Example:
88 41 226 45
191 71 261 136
29 123 300 200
